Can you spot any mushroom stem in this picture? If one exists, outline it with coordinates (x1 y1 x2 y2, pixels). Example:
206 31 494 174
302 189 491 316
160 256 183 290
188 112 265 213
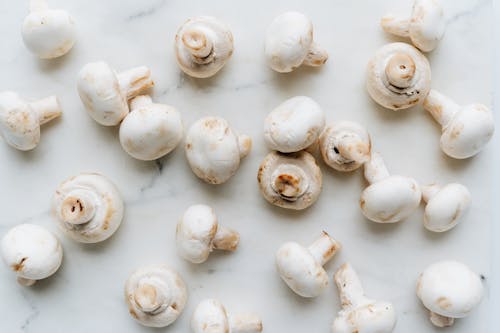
385 53 416 88
129 95 153 110
423 90 460 128
337 135 370 163
117 67 154 100
429 311 454 327
334 263 367 308
421 183 441 203
380 15 410 37
308 231 341 266
229 313 263 333
181 27 214 60
17 276 36 286
270 164 309 201
238 135 252 158
134 283 162 314
364 152 390 184
59 189 96 225
212 225 240 251
303 43 329 67
30 0 49 12
29 96 62 125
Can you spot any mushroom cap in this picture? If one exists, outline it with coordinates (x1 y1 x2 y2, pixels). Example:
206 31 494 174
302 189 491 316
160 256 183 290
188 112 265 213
408 0 446 52
332 301 396 333
360 175 421 223
264 96 325 153
424 183 471 232
417 260 483 319
1 224 63 282
366 42 431 110
191 299 229 333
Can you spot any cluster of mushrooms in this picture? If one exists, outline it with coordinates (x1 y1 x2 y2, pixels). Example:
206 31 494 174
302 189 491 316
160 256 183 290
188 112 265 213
0 0 492 331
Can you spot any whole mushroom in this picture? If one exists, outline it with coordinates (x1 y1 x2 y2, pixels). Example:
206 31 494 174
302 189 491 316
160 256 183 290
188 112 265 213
265 11 328 73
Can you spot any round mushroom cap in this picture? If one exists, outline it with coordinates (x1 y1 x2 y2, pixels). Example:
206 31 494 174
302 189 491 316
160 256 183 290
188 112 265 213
409 0 446 52
417 260 483 319
332 301 396 333
264 96 325 153
191 299 229 333
424 183 471 232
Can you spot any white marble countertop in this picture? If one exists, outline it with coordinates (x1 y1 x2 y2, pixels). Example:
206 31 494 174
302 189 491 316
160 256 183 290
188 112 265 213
0 0 496 332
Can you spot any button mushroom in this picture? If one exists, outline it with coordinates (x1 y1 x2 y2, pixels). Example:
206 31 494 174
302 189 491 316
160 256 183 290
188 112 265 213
264 96 325 153
361 152 421 223
0 91 62 151
22 0 76 59
185 117 251 184
332 263 396 333
367 42 431 111
125 264 187 328
423 89 495 159
276 231 341 297
77 61 154 126
1 224 63 286
381 0 445 52
52 173 124 243
191 299 263 333
264 11 328 73
417 260 483 327
319 121 371 172
175 16 233 78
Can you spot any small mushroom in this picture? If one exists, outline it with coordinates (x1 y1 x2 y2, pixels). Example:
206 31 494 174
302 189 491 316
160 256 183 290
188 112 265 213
417 260 483 327
77 61 154 126
119 95 183 161
1 224 63 286
185 117 251 184
191 299 263 333
319 121 371 172
265 11 328 73
0 91 62 150
264 96 325 153
381 0 445 52
22 0 76 59
361 152 421 223
52 173 124 243
332 263 396 333
125 264 187 328
423 90 495 159
176 204 239 264
276 231 341 297
175 16 233 78
367 42 431 110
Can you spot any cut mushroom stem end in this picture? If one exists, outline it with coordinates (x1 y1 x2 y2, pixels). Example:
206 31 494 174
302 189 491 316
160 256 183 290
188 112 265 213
308 231 341 266
230 313 263 333
381 15 410 37
271 165 309 201
29 96 62 125
182 27 214 60
303 42 329 67
134 284 164 314
385 53 416 89
337 136 370 164
212 225 240 251
59 189 96 225
117 67 154 100
430 311 454 327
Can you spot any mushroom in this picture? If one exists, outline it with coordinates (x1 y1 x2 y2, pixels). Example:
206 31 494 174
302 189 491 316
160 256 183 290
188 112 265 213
1 224 63 286
264 11 328 73
191 299 263 333
176 204 239 264
423 90 495 159
52 173 124 243
264 96 325 153
21 0 76 59
185 117 251 184
381 0 445 52
319 121 371 172
175 16 233 78
366 42 431 110
77 61 154 126
125 264 187 328
361 152 421 223
276 231 341 297
332 263 396 333
119 95 183 161
258 151 322 210
421 183 471 232
0 91 62 151
417 260 483 327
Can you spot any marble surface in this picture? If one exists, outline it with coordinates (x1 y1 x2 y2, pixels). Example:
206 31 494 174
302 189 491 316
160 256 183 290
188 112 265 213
0 0 496 332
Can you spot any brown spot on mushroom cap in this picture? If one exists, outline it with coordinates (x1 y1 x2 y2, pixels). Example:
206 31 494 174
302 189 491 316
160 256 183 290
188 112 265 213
436 297 452 310
449 123 464 140
129 308 139 319
11 257 27 272
102 194 115 231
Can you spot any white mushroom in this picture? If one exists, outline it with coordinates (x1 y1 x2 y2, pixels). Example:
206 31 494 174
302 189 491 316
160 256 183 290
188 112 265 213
367 42 431 110
276 231 341 297
176 204 239 264
381 0 445 52
52 173 124 243
417 260 483 327
265 11 328 73
77 61 154 126
119 95 183 161
0 91 62 151
1 224 63 286
361 152 421 223
22 0 76 59
175 16 233 78
332 263 396 333
191 299 263 333
319 121 371 172
264 96 325 153
423 90 494 159
185 117 251 184
125 264 187 328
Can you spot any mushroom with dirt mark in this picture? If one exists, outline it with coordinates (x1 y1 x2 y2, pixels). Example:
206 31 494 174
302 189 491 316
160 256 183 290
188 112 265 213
0 91 62 151
1 224 63 286
417 260 483 327
332 263 396 333
52 173 124 243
